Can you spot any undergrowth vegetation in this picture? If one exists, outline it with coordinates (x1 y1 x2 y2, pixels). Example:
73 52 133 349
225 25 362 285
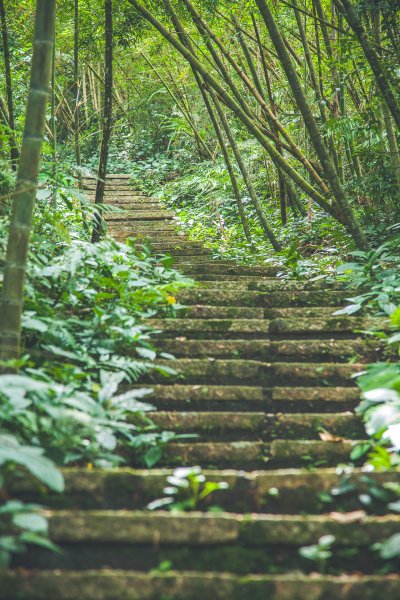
0 173 191 565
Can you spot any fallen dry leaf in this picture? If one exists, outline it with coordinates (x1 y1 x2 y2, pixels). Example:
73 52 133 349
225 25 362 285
329 510 367 523
319 429 348 443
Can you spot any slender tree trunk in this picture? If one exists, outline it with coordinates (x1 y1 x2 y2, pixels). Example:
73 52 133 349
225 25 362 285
373 11 400 191
252 14 289 223
0 0 56 365
212 92 282 251
335 0 400 129
50 32 57 204
0 0 19 168
73 0 82 188
50 37 56 166
0 93 18 160
255 0 367 249
201 87 252 243
91 0 113 243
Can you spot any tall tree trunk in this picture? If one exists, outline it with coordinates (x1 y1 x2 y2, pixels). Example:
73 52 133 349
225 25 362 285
252 14 291 222
73 0 82 188
373 10 400 192
201 86 253 244
335 0 400 129
255 0 367 249
91 0 113 243
0 0 19 168
0 0 56 365
212 92 282 251
50 31 57 204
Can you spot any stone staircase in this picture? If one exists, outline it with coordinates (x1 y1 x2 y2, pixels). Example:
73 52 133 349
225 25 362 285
3 175 399 599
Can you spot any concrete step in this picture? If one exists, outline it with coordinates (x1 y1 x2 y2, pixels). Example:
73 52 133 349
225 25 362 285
159 439 360 468
177 262 278 276
106 211 173 221
147 411 364 440
2 571 400 600
136 384 360 412
176 288 354 307
154 337 377 361
10 467 399 513
147 316 380 339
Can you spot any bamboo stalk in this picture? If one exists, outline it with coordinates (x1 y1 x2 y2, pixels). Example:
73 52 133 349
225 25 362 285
0 0 19 167
336 0 400 129
91 0 113 242
73 0 82 187
0 0 56 364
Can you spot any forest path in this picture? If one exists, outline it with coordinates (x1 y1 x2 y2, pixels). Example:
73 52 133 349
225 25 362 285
3 175 400 599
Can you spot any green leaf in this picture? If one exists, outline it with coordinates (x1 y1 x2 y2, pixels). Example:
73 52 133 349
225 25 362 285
380 533 400 559
136 347 157 361
144 446 162 468
350 442 371 461
12 512 48 533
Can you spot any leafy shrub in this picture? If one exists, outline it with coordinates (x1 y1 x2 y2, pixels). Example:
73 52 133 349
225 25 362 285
147 466 229 512
0 433 63 567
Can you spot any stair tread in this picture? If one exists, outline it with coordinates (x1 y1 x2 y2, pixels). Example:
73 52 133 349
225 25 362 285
2 570 400 600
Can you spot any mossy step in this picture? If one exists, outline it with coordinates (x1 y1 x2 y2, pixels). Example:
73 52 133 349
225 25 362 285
194 274 286 283
148 316 375 339
107 204 163 213
154 338 269 359
107 221 178 232
147 245 212 255
178 263 278 276
147 318 271 337
27 510 400 545
156 337 378 361
161 439 360 467
139 384 359 412
176 289 353 308
177 306 265 320
270 316 387 335
10 467 399 513
83 174 132 180
265 306 341 318
83 184 138 191
146 359 362 386
84 192 154 201
268 338 380 362
189 280 341 291
250 279 340 291
115 234 188 243
171 255 228 265
187 280 339 292
106 211 173 221
147 359 270 385
147 411 364 440
2 571 400 600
